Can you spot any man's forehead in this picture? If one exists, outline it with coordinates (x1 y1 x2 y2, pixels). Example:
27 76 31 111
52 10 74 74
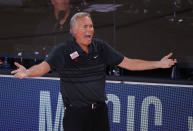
76 16 91 21
76 16 93 24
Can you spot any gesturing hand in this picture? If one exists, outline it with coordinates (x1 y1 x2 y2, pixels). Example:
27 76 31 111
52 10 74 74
11 62 28 79
160 53 177 68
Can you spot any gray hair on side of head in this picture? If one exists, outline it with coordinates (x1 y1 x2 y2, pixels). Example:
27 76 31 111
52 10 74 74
70 12 91 35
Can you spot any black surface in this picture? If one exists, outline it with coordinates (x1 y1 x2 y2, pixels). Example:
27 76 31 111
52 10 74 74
0 0 193 78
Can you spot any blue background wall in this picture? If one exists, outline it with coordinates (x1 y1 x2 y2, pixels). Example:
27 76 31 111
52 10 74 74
0 76 193 131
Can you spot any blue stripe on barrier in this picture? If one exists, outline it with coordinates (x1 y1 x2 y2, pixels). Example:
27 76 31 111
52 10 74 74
0 76 192 131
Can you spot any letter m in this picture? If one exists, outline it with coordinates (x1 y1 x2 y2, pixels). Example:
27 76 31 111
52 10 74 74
39 91 64 131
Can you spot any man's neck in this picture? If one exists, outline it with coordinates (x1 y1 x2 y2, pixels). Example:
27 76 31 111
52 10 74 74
79 43 88 54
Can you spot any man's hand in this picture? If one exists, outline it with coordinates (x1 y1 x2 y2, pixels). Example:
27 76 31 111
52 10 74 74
11 62 28 79
159 53 177 68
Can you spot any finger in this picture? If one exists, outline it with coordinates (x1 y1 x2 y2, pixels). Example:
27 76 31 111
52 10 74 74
14 62 23 68
16 74 25 79
170 59 177 65
171 60 177 66
168 63 174 68
11 70 18 74
14 74 22 79
174 59 177 63
164 52 173 59
170 62 175 66
14 74 20 79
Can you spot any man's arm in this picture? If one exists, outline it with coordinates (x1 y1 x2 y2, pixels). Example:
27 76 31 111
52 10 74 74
118 53 177 71
11 61 51 79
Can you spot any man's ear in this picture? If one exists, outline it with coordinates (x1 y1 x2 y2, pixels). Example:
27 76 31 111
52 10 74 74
71 27 77 35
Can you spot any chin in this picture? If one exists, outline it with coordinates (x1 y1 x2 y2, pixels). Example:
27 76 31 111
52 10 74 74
84 41 92 46
84 43 91 46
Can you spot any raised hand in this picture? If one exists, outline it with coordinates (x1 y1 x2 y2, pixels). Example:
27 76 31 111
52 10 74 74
159 53 177 68
11 62 28 79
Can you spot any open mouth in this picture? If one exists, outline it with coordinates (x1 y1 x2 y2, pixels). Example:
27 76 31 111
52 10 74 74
85 35 92 39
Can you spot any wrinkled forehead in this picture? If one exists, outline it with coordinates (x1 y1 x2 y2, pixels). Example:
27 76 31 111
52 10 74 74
75 16 93 26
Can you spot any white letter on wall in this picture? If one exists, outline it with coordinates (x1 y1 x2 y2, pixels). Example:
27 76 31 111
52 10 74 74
53 92 64 131
107 94 121 123
140 96 162 131
127 96 135 131
39 91 64 131
189 116 193 131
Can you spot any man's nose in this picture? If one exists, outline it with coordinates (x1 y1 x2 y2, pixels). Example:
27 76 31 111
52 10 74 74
87 27 93 32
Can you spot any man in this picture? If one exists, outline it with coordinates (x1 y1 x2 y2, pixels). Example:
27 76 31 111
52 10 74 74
29 0 86 59
51 0 70 31
30 0 72 58
11 12 177 131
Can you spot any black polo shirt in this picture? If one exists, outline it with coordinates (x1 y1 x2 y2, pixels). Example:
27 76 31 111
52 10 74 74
45 38 124 107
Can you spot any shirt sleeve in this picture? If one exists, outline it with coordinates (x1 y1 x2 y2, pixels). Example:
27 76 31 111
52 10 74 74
101 40 124 66
45 44 65 72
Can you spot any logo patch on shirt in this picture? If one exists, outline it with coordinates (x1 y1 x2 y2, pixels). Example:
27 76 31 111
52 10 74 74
70 51 79 60
74 58 78 62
